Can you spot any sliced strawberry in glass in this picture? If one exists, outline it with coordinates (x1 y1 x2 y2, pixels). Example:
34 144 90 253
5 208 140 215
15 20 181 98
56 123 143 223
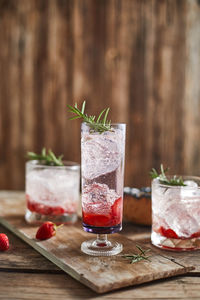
82 211 111 227
190 231 200 238
159 226 179 239
111 197 122 225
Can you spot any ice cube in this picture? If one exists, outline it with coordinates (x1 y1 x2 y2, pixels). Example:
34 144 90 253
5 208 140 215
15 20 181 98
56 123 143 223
151 182 179 215
152 179 200 238
82 182 120 214
26 168 79 207
183 180 198 187
181 180 199 198
159 201 199 238
81 129 123 180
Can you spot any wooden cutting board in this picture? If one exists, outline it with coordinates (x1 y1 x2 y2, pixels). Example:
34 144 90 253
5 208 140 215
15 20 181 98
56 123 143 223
0 191 194 293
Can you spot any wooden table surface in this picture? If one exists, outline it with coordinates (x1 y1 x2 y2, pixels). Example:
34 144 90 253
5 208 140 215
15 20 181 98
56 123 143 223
0 192 200 299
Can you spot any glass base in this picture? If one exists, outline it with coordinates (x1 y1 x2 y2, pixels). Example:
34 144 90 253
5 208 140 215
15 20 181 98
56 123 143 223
82 223 122 234
151 231 200 251
25 208 78 225
81 234 123 256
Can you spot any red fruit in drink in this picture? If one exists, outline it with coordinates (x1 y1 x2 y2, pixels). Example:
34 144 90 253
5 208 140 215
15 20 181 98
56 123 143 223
26 194 70 216
158 226 200 240
82 197 122 227
36 222 58 240
191 231 200 238
82 212 111 227
111 197 122 224
0 233 9 251
159 226 178 239
52 206 65 215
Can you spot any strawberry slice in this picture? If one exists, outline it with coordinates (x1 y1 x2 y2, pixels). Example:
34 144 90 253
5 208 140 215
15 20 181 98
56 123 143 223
190 231 200 238
82 197 123 227
26 194 68 216
111 197 122 225
159 226 178 239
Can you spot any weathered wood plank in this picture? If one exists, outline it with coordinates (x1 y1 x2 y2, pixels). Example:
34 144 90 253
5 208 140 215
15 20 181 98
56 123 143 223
0 221 199 299
123 232 200 274
1 191 200 275
0 272 200 300
1 216 194 294
0 191 194 294
0 224 60 272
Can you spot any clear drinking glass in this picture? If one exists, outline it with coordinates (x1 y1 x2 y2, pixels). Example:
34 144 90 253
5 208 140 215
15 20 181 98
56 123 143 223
81 123 126 256
151 176 200 251
25 160 80 224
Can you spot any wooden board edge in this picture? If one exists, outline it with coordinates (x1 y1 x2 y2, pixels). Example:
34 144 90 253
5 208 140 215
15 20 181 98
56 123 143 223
95 265 195 293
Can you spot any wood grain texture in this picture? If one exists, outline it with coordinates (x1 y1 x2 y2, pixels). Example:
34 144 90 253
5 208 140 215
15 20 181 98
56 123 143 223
1 191 200 275
0 0 200 190
1 272 200 300
123 233 200 275
0 191 200 299
0 191 194 294
0 226 199 300
0 224 60 272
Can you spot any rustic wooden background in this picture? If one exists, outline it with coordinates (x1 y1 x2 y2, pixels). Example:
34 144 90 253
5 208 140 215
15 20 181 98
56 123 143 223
0 0 200 190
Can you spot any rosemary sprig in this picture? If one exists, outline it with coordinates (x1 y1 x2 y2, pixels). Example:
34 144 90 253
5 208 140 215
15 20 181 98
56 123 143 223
67 101 112 133
123 245 151 264
150 164 186 186
27 148 64 166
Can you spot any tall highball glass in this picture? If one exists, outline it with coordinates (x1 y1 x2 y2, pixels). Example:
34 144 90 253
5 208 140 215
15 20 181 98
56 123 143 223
81 123 126 256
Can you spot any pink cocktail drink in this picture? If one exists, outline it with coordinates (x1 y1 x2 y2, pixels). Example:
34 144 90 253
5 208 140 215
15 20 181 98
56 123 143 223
151 177 200 251
67 100 126 255
25 161 80 224
81 123 126 255
82 184 122 230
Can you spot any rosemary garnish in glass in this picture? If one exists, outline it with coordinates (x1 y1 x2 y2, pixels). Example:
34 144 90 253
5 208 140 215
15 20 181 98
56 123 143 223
123 245 151 264
150 164 186 186
27 148 64 166
67 101 112 133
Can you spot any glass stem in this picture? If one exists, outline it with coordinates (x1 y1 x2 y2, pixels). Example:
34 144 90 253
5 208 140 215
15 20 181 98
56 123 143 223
97 234 107 242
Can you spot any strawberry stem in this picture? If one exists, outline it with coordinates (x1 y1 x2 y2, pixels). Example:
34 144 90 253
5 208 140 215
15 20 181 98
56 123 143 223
53 223 64 231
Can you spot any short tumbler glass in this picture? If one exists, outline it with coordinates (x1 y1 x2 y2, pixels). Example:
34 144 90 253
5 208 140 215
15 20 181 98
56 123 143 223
151 176 200 251
25 160 80 224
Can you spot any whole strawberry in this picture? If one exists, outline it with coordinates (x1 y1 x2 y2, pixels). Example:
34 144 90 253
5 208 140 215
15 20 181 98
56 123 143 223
36 222 60 240
0 233 9 251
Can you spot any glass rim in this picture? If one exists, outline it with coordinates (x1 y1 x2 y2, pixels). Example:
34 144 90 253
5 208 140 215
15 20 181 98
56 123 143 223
81 122 126 125
26 160 80 170
81 122 126 132
152 176 200 189
110 123 126 126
